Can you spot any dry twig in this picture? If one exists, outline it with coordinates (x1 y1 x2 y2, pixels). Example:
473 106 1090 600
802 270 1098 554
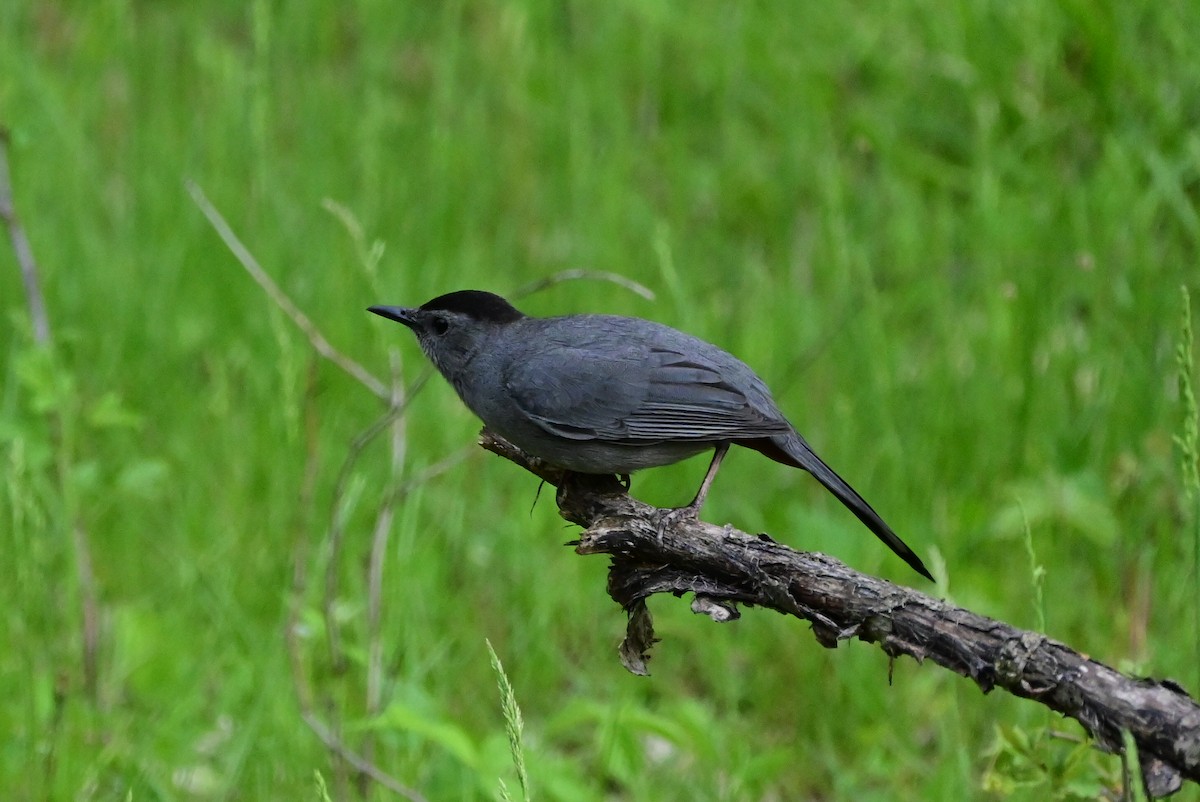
513 269 655 301
185 180 390 400
0 127 51 344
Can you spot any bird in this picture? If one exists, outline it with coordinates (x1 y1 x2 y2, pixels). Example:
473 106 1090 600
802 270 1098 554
369 290 932 581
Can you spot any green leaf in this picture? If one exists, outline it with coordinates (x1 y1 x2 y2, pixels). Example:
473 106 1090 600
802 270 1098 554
363 702 480 770
86 391 144 430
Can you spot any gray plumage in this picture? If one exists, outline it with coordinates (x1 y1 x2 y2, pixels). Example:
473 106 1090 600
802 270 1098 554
369 290 932 581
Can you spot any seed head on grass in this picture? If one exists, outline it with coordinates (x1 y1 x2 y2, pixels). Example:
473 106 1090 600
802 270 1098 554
1176 286 1199 499
486 639 530 802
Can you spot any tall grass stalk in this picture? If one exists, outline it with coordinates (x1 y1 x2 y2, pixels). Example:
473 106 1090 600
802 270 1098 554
1120 729 1149 802
487 639 530 802
1175 286 1200 687
1019 501 1047 635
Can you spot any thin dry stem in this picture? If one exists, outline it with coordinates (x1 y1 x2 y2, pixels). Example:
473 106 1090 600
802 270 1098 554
0 127 51 344
362 350 406 792
71 523 100 700
321 369 435 676
300 711 429 802
281 363 426 802
512 268 655 301
185 180 390 400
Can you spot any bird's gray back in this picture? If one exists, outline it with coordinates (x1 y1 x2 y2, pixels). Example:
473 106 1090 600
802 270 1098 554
466 314 793 472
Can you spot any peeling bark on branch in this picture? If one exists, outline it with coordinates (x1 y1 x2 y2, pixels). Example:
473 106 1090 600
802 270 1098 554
479 429 1200 799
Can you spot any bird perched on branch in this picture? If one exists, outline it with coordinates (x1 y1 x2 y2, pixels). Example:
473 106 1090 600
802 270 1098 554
369 290 932 581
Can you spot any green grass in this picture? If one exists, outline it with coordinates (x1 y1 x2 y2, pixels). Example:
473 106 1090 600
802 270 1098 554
2 1 1199 799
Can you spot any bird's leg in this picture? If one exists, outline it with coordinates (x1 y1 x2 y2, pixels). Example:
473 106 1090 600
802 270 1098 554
655 444 730 542
684 443 730 515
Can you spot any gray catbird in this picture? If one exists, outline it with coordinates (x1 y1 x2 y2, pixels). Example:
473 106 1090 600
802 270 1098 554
369 290 932 581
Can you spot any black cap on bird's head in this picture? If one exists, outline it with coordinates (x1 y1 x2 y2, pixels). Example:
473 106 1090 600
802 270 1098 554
419 290 525 323
368 290 524 330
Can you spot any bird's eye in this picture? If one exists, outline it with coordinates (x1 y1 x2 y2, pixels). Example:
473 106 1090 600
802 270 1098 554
430 317 450 335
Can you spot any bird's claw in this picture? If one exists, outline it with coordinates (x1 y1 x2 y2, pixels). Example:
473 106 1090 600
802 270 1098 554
654 503 700 544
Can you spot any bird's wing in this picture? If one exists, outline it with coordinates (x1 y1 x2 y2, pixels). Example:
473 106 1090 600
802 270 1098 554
505 343 791 444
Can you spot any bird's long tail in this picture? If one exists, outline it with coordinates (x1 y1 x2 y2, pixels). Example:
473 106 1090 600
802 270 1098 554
761 433 933 581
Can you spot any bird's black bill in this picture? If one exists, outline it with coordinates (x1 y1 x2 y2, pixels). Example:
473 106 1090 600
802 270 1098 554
368 305 417 327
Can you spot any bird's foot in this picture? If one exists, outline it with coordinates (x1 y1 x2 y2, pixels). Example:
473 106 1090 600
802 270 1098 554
653 502 701 544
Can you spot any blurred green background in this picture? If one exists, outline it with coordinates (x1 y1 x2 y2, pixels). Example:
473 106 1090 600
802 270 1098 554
3 1 1199 799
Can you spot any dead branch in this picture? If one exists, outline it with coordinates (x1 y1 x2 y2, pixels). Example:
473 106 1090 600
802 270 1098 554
480 429 1200 800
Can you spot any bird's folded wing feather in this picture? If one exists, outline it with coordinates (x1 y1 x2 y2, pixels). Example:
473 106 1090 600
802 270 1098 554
504 344 791 443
